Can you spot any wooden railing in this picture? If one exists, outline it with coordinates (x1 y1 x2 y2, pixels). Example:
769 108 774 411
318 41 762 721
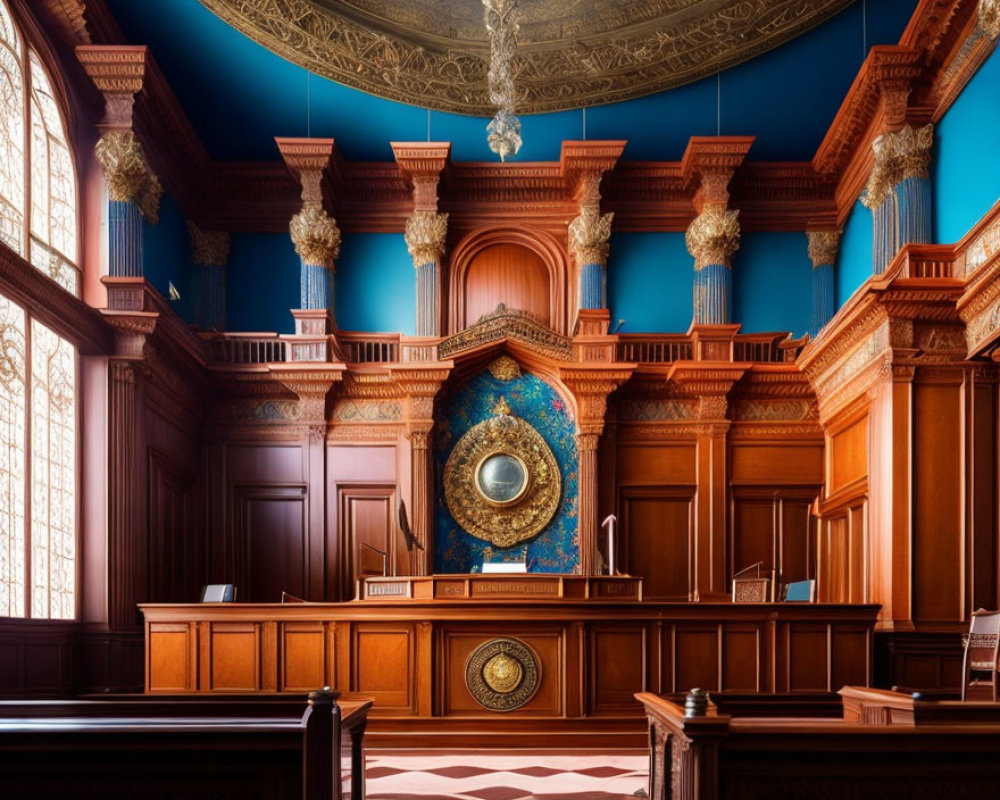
732 333 790 363
203 333 287 364
616 335 693 363
338 332 400 364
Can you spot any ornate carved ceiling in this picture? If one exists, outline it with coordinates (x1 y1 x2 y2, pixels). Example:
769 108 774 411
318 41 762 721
197 0 855 115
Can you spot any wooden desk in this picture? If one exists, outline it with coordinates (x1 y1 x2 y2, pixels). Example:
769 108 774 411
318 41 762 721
142 597 878 746
0 691 371 800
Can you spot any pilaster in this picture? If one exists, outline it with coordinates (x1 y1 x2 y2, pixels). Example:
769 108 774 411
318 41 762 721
188 221 229 330
76 46 162 280
562 141 625 317
276 138 340 337
560 367 632 576
392 142 451 337
681 137 754 325
807 229 841 335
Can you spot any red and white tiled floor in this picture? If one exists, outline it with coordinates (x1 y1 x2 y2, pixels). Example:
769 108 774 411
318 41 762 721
352 751 649 800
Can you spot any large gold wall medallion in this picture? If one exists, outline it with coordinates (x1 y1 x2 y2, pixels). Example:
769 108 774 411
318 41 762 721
444 398 561 548
465 637 540 712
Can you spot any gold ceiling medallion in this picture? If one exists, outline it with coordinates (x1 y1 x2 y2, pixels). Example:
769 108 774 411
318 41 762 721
197 0 854 116
444 396 560 548
465 637 540 711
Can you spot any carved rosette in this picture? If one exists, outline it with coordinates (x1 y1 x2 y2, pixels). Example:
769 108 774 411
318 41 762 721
862 123 934 209
980 0 1000 39
290 206 341 268
188 221 230 267
404 210 449 266
94 130 161 221
568 207 614 267
685 206 740 270
807 230 841 268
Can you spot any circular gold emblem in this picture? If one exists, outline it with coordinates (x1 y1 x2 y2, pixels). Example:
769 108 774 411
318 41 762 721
465 638 539 712
444 399 561 548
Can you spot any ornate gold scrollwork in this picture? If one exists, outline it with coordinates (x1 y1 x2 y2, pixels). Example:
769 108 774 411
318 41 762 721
444 398 560 548
465 637 540 711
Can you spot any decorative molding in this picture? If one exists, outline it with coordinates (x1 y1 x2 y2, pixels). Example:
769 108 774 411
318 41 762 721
568 207 614 267
980 0 1000 39
862 123 935 209
440 304 573 361
404 210 448 267
686 207 741 270
290 206 341 268
187 222 230 267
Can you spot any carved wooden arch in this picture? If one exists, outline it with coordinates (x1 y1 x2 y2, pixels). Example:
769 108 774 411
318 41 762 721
448 225 569 337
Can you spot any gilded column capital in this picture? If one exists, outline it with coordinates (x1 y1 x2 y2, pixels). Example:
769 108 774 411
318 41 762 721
807 230 841 268
188 221 230 267
685 206 740 270
568 207 614 267
290 206 341 269
94 129 162 222
862 123 934 209
405 210 449 267
980 0 1000 39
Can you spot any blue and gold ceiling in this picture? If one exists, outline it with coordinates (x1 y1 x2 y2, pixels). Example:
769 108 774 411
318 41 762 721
104 0 915 162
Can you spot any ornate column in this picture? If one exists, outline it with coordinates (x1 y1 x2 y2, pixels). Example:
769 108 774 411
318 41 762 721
561 368 632 576
859 51 928 274
681 137 754 325
393 367 451 576
982 0 1000 39
276 138 340 333
807 230 841 335
188 222 230 330
392 143 451 337
562 141 625 318
77 46 162 279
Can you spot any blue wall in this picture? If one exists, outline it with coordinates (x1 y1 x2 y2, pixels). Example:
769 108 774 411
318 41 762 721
734 232 812 335
335 234 415 334
935 47 1000 244
837 199 873 308
609 232 692 332
434 368 579 574
142 192 195 322
226 233 299 333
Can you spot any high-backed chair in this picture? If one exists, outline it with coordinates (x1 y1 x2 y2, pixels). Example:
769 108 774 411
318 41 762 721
961 608 1000 701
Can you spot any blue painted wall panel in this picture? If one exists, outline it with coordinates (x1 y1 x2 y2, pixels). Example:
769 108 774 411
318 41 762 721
142 192 195 322
837 199 873 308
734 232 811 335
335 234 415 333
226 233 299 333
935 47 1000 244
608 232 692 332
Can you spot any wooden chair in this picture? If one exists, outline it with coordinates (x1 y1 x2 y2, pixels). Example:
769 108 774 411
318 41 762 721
961 608 1000 701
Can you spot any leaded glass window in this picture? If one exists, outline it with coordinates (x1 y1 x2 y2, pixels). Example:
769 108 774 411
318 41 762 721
0 1 78 295
0 290 76 620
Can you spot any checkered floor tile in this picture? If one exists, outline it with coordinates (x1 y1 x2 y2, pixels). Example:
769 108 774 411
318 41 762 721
350 752 649 800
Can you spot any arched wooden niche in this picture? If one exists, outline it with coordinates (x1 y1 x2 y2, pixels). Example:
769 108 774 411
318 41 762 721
449 227 568 335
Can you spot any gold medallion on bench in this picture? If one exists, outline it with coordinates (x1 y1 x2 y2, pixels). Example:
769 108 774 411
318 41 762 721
444 397 560 548
465 637 540 711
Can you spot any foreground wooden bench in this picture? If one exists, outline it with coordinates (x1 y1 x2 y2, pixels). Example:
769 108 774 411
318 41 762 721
0 689 371 800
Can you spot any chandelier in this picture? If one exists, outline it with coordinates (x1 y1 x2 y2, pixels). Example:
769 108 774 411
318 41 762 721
483 0 521 161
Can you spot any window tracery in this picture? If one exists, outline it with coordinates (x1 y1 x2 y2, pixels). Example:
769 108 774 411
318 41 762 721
0 2 78 295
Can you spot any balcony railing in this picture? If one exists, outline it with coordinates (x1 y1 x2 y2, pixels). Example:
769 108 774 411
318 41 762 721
203 333 287 364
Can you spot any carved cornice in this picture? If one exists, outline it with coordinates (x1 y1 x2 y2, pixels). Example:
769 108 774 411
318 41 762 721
666 363 746 420
681 136 755 205
439 305 573 362
561 367 633 434
391 142 450 212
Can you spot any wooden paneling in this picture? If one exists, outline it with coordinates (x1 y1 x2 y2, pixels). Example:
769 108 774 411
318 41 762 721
206 623 259 691
722 625 761 692
337 485 399 599
731 497 774 576
621 488 693 600
588 626 646 714
462 243 551 328
912 376 964 623
233 486 308 603
783 624 829 692
971 379 997 610
829 415 868 494
674 627 719 692
730 444 822 486
146 448 200 603
352 624 414 712
280 622 328 692
617 444 696 484
148 623 194 692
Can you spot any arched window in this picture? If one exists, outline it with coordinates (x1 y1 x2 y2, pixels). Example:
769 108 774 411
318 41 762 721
0 1 77 620
0 1 78 296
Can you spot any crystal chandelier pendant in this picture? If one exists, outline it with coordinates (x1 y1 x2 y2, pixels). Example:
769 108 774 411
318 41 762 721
483 0 521 161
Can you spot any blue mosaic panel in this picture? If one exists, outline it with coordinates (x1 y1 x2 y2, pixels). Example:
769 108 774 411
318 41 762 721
434 368 579 574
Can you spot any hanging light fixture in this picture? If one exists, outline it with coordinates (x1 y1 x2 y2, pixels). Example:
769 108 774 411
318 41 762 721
483 0 521 161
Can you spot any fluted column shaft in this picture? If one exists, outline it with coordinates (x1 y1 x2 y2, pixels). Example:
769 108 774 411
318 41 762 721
807 230 840 334
109 199 142 277
576 433 600 576
108 361 137 631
